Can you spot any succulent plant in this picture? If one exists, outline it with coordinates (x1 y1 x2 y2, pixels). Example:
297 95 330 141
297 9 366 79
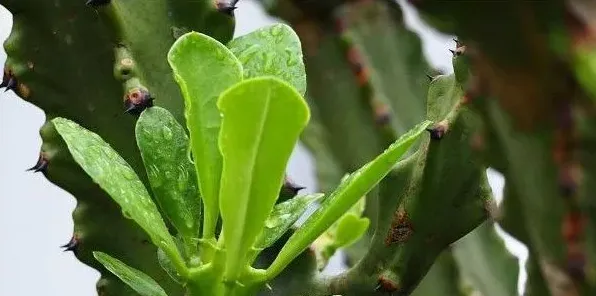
2 0 596 295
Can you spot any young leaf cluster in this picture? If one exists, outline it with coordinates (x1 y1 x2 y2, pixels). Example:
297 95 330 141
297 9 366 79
50 24 431 296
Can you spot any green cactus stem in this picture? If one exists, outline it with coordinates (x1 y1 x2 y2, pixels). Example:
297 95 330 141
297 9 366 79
1 0 236 293
254 1 519 295
404 2 596 292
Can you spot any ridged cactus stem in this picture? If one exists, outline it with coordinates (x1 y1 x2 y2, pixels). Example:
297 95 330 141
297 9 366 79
402 2 596 292
254 1 501 295
1 0 236 293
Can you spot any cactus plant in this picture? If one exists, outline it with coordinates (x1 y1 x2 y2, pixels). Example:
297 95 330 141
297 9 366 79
3 0 596 295
46 26 433 295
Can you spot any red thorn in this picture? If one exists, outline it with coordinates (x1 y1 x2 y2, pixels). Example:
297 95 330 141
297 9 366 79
376 276 399 293
124 88 154 115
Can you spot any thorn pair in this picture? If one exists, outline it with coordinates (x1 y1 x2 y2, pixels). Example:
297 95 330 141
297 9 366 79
216 0 239 16
426 122 448 140
449 47 466 57
0 70 17 93
61 235 79 254
124 89 154 115
27 153 48 173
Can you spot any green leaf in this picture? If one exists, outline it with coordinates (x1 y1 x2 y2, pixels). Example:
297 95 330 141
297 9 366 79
136 107 201 244
311 195 368 268
51 118 184 270
157 248 183 284
255 193 325 250
217 77 310 281
167 31 243 239
93 251 168 296
228 23 306 96
333 214 370 248
265 120 432 278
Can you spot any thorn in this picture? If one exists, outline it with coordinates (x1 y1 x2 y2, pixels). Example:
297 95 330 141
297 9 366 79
426 74 434 81
426 122 448 140
124 88 154 115
86 0 111 7
216 1 237 16
4 77 16 92
61 235 79 253
265 283 272 291
426 128 444 140
375 112 391 125
376 276 399 293
27 153 48 173
0 69 10 88
567 251 586 280
558 165 577 198
280 177 305 198
374 103 391 125
449 49 455 56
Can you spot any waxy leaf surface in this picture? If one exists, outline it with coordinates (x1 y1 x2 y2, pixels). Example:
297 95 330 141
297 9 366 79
52 117 182 264
168 32 243 238
217 77 310 280
255 193 325 249
93 252 168 296
228 23 306 96
136 106 201 243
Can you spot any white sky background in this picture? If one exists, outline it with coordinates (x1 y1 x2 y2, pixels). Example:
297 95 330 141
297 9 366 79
0 0 527 295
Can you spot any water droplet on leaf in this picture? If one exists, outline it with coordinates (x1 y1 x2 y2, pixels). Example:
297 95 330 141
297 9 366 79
162 126 173 140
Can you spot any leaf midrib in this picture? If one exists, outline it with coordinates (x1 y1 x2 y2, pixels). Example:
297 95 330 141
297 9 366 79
234 86 273 257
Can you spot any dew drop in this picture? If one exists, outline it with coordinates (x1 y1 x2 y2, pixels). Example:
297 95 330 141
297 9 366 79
123 168 137 181
162 126 173 140
185 219 194 230
149 164 163 186
215 48 226 61
177 168 188 191
270 25 282 37
258 29 269 38
187 145 195 164
265 213 289 228
285 49 298 67
238 45 259 65
122 211 132 219
262 52 273 71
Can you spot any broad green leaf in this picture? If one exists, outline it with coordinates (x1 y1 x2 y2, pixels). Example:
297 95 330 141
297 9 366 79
228 23 306 96
217 77 310 281
167 31 243 239
136 107 201 244
51 118 183 268
265 120 432 278
93 251 168 296
255 193 325 250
